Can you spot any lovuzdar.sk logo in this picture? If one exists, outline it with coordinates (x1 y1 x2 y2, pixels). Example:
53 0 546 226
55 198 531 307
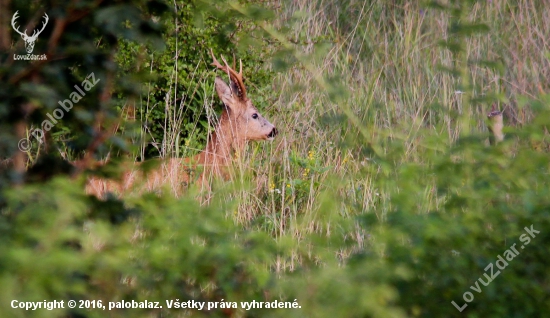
11 10 48 61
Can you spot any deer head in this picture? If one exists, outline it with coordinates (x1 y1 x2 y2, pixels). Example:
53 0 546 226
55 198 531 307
210 50 277 146
11 11 49 54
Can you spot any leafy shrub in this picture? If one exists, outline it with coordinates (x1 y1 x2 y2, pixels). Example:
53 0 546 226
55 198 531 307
115 0 277 159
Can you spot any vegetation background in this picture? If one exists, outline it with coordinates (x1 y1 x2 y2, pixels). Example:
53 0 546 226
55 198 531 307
1 0 549 317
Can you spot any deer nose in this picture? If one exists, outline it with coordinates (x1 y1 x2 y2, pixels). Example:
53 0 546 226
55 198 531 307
268 127 278 138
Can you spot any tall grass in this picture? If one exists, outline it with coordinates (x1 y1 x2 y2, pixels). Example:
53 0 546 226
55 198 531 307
222 0 550 258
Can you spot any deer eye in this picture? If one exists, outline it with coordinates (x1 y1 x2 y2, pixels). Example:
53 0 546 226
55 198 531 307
252 113 258 119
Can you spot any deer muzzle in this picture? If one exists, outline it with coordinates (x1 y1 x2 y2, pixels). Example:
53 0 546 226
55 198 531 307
267 127 278 140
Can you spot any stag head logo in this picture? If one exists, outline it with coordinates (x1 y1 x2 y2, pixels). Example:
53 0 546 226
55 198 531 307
11 11 49 54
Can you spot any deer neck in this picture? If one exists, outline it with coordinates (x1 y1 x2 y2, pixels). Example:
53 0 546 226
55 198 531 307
201 114 245 166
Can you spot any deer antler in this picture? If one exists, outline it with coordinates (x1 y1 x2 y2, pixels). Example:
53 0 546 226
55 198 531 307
210 49 246 99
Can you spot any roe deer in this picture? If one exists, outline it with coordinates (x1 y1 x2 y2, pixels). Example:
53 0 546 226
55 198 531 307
86 50 278 197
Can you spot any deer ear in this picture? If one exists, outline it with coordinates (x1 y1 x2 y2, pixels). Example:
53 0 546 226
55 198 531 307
215 77 234 106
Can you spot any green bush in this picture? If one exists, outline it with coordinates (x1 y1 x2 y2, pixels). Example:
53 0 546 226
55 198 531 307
115 0 277 159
